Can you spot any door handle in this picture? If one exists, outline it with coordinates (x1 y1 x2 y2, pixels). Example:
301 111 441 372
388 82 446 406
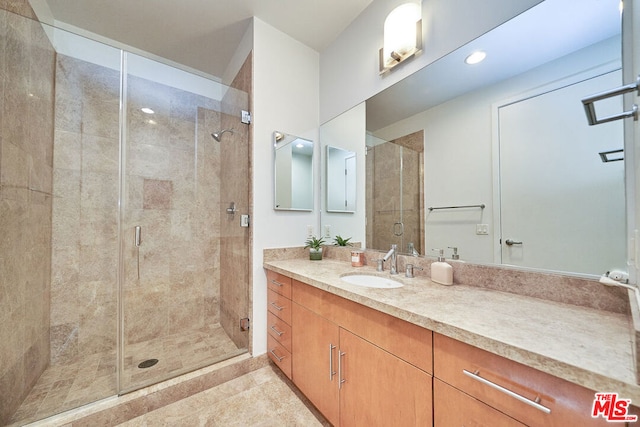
134 226 142 247
505 239 522 246
581 74 639 125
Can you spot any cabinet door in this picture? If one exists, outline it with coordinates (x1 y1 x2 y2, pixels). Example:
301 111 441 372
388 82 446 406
339 329 432 427
434 379 525 427
291 302 340 426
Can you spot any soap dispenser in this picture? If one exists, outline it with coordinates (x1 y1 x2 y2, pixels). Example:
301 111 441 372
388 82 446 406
431 249 453 285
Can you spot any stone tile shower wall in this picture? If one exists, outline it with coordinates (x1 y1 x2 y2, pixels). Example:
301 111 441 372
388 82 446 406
0 5 56 423
50 55 120 370
51 54 230 368
122 75 223 349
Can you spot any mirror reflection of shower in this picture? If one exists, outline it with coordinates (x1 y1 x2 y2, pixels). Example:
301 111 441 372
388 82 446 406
211 128 234 141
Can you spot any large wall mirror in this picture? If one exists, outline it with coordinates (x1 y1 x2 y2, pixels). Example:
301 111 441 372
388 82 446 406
320 0 627 278
274 131 314 211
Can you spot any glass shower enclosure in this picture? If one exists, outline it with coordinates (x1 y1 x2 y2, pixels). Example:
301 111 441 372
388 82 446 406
366 131 424 255
1 9 250 425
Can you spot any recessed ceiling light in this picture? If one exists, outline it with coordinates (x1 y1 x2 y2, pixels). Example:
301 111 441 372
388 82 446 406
296 143 304 148
465 51 486 65
141 107 155 114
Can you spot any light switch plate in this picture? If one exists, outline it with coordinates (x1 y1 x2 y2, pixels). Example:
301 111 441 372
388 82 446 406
476 224 489 235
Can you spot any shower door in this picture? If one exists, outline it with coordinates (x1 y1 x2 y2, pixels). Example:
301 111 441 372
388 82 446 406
119 53 250 392
366 136 423 255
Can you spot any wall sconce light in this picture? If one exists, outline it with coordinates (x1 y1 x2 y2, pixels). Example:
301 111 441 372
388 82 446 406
379 3 422 75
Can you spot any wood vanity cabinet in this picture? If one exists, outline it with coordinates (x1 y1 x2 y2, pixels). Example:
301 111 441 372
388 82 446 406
290 279 432 427
266 270 293 378
433 333 612 426
434 378 526 426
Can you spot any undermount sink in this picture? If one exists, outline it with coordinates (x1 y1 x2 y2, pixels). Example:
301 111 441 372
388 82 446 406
340 274 404 289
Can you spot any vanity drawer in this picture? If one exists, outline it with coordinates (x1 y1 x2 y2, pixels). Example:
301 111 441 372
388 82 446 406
433 333 610 426
434 378 525 426
267 288 291 324
267 311 292 352
267 270 292 298
267 334 292 379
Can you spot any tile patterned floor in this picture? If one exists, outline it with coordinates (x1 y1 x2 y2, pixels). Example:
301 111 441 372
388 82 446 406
117 365 330 426
9 325 245 426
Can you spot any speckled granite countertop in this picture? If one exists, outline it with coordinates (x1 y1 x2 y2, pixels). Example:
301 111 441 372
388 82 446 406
264 258 640 402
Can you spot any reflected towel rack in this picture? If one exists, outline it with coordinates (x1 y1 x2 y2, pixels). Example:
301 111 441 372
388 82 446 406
428 204 485 211
581 74 639 125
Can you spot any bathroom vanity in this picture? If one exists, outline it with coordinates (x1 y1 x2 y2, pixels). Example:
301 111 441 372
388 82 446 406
265 252 640 426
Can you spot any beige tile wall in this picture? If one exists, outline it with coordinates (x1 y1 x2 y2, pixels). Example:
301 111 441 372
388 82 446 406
50 54 120 368
1 3 253 419
0 6 55 423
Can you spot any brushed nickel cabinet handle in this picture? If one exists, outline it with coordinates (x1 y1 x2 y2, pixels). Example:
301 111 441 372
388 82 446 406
271 279 284 287
269 349 285 362
269 302 284 311
463 369 551 414
329 344 337 381
339 351 346 389
269 325 284 336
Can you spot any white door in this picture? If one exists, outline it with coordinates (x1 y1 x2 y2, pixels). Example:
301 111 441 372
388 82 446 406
498 71 626 275
345 154 356 211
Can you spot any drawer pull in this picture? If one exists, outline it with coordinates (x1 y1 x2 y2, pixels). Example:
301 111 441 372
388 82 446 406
269 349 285 362
270 302 284 311
271 279 284 287
269 325 284 336
462 369 551 414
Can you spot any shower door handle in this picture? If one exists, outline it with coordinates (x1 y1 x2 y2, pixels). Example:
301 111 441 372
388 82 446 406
393 222 404 237
134 226 142 280
135 226 142 247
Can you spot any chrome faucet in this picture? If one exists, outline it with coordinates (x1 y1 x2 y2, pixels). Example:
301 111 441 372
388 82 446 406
383 244 398 275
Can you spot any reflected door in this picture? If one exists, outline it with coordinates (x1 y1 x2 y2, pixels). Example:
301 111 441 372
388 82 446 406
499 70 626 274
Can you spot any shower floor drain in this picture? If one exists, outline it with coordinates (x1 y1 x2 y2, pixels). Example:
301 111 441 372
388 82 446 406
138 359 159 369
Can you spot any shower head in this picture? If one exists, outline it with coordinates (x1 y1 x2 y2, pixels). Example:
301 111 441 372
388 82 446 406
211 129 234 142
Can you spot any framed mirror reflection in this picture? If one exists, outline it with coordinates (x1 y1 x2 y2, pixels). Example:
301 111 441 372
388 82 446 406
274 131 314 211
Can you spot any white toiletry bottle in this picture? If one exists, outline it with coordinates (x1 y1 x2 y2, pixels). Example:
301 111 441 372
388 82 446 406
431 249 453 285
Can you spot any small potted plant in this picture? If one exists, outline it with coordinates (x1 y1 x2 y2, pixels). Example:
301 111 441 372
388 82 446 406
304 236 326 260
333 235 352 246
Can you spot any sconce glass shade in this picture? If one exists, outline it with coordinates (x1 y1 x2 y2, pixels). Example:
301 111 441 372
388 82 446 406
380 3 422 74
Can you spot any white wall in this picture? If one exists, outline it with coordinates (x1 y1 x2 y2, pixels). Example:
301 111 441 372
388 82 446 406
320 103 366 244
292 152 313 209
319 0 542 124
252 18 319 355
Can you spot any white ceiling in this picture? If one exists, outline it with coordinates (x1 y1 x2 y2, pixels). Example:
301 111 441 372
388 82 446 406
38 0 373 78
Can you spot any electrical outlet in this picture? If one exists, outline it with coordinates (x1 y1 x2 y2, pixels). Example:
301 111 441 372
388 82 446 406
476 224 489 235
307 225 314 237
324 225 331 238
